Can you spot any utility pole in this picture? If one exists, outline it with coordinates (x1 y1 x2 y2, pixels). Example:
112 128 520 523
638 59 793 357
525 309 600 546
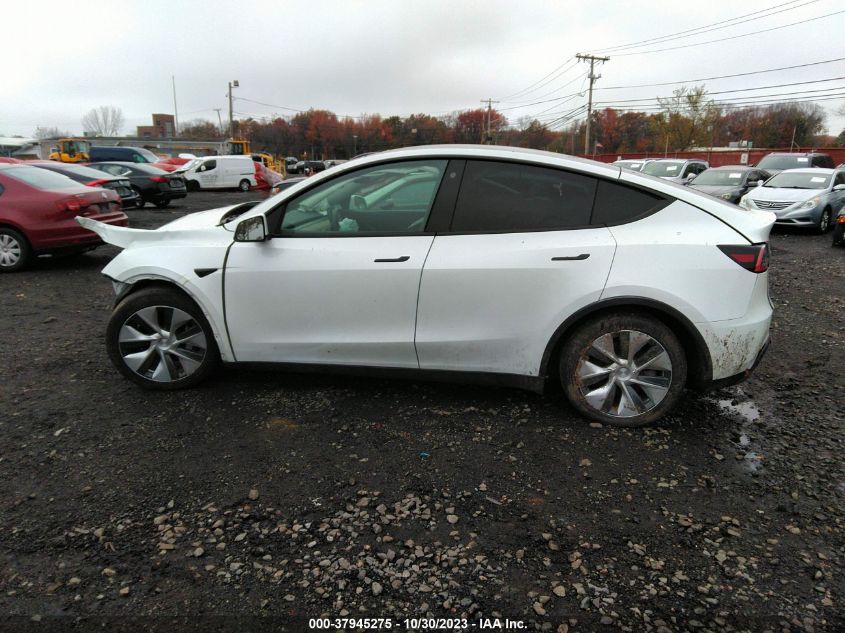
227 80 239 138
480 98 499 144
576 53 609 155
214 108 223 134
171 76 179 138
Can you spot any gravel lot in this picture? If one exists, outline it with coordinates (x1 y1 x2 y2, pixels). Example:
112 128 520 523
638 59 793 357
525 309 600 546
1 190 844 632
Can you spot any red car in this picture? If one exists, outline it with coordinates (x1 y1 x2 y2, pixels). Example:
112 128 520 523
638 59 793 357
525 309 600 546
0 164 128 272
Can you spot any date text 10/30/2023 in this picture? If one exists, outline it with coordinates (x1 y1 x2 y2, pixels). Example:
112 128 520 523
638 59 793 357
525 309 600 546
308 617 527 630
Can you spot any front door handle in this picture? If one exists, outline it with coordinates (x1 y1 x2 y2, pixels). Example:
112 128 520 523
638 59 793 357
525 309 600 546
374 255 410 263
551 253 590 261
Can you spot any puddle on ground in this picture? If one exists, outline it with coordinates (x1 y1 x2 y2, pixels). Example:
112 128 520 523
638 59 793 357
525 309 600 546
712 393 766 474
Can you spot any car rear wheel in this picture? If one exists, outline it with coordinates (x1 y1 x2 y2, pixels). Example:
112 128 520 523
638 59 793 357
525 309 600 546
106 287 219 390
154 199 170 209
0 228 31 272
818 207 832 233
133 187 146 208
559 312 687 427
238 179 251 192
832 222 845 247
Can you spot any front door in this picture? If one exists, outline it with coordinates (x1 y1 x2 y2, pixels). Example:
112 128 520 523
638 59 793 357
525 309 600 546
224 159 448 367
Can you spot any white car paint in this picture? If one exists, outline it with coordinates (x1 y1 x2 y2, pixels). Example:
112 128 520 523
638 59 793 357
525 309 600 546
78 144 775 414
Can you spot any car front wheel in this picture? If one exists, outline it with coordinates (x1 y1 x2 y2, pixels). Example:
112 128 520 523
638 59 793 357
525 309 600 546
818 207 832 233
559 312 687 427
106 287 219 389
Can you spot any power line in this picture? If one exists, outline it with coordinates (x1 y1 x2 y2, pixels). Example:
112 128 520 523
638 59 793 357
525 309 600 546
613 8 845 56
498 57 579 101
597 56 845 90
501 71 588 105
594 91 845 113
594 0 816 53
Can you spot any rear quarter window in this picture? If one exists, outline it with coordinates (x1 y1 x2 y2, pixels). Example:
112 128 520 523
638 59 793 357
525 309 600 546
591 180 669 225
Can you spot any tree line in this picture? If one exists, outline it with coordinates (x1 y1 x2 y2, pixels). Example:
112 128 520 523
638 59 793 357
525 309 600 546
67 85 840 159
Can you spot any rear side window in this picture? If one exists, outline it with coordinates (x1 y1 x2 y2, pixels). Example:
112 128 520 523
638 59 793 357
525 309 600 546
451 160 596 232
591 180 667 225
3 167 78 189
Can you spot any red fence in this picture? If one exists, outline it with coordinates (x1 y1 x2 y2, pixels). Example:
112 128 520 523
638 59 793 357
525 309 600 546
580 147 845 167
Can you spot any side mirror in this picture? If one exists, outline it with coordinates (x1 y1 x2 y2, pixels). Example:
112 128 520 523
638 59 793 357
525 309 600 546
833 184 845 192
235 216 267 242
756 180 764 187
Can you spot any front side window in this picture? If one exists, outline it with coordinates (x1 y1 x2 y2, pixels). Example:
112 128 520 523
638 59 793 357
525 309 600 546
279 160 446 235
199 160 217 172
451 160 596 232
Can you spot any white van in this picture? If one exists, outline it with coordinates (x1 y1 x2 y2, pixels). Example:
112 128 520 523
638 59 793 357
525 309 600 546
179 155 258 191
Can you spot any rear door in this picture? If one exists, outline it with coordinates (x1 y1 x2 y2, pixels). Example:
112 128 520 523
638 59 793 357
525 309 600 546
415 159 618 377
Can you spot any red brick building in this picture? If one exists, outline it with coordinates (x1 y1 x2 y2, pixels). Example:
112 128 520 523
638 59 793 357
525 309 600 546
137 114 176 139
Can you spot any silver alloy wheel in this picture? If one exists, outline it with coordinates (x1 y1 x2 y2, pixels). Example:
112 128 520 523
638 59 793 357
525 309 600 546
820 210 830 232
0 234 22 268
576 329 673 418
117 305 207 382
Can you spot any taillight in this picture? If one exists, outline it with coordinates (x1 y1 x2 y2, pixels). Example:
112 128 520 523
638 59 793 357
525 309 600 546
718 244 769 273
86 179 110 187
56 196 83 213
837 215 845 224
149 176 167 183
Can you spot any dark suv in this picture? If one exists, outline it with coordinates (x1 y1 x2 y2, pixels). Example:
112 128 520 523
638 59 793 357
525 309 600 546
756 152 834 175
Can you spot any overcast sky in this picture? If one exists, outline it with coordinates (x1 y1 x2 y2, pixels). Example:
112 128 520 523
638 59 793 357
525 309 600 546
3 0 844 140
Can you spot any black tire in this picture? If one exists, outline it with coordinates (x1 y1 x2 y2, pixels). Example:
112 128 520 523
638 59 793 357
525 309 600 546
238 179 251 192
832 223 845 247
154 199 171 209
559 312 687 427
106 287 219 390
818 207 832 234
0 227 32 272
133 187 146 208
187 180 200 192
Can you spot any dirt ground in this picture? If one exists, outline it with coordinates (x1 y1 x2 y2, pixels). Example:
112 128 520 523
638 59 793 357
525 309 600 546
1 190 844 632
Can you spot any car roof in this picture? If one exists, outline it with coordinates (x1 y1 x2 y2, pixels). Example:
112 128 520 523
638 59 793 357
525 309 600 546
708 165 754 170
775 167 835 175
763 152 828 157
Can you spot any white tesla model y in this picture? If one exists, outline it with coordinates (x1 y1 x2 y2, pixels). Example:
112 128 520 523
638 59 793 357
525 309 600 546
79 145 775 426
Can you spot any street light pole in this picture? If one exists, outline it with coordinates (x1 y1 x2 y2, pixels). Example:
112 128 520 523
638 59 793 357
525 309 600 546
228 80 239 138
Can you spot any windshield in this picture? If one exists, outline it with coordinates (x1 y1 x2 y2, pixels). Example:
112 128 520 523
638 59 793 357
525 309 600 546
764 172 831 190
134 147 161 163
4 166 80 189
691 170 748 186
642 161 685 177
756 155 812 170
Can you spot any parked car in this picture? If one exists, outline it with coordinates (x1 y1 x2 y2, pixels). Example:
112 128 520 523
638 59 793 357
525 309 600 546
324 159 348 169
28 161 140 209
78 145 775 427
612 159 653 172
687 165 771 204
739 168 845 232
87 162 187 208
175 156 258 192
268 176 308 196
89 146 162 164
641 158 709 183
0 164 127 272
285 157 300 174
832 208 845 247
755 152 834 175
295 160 326 175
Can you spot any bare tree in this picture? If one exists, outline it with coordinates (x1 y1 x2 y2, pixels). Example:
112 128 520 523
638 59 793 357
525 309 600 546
34 126 70 139
81 106 125 136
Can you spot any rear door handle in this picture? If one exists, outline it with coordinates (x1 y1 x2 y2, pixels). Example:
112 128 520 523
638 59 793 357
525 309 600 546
374 255 410 263
551 253 590 261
